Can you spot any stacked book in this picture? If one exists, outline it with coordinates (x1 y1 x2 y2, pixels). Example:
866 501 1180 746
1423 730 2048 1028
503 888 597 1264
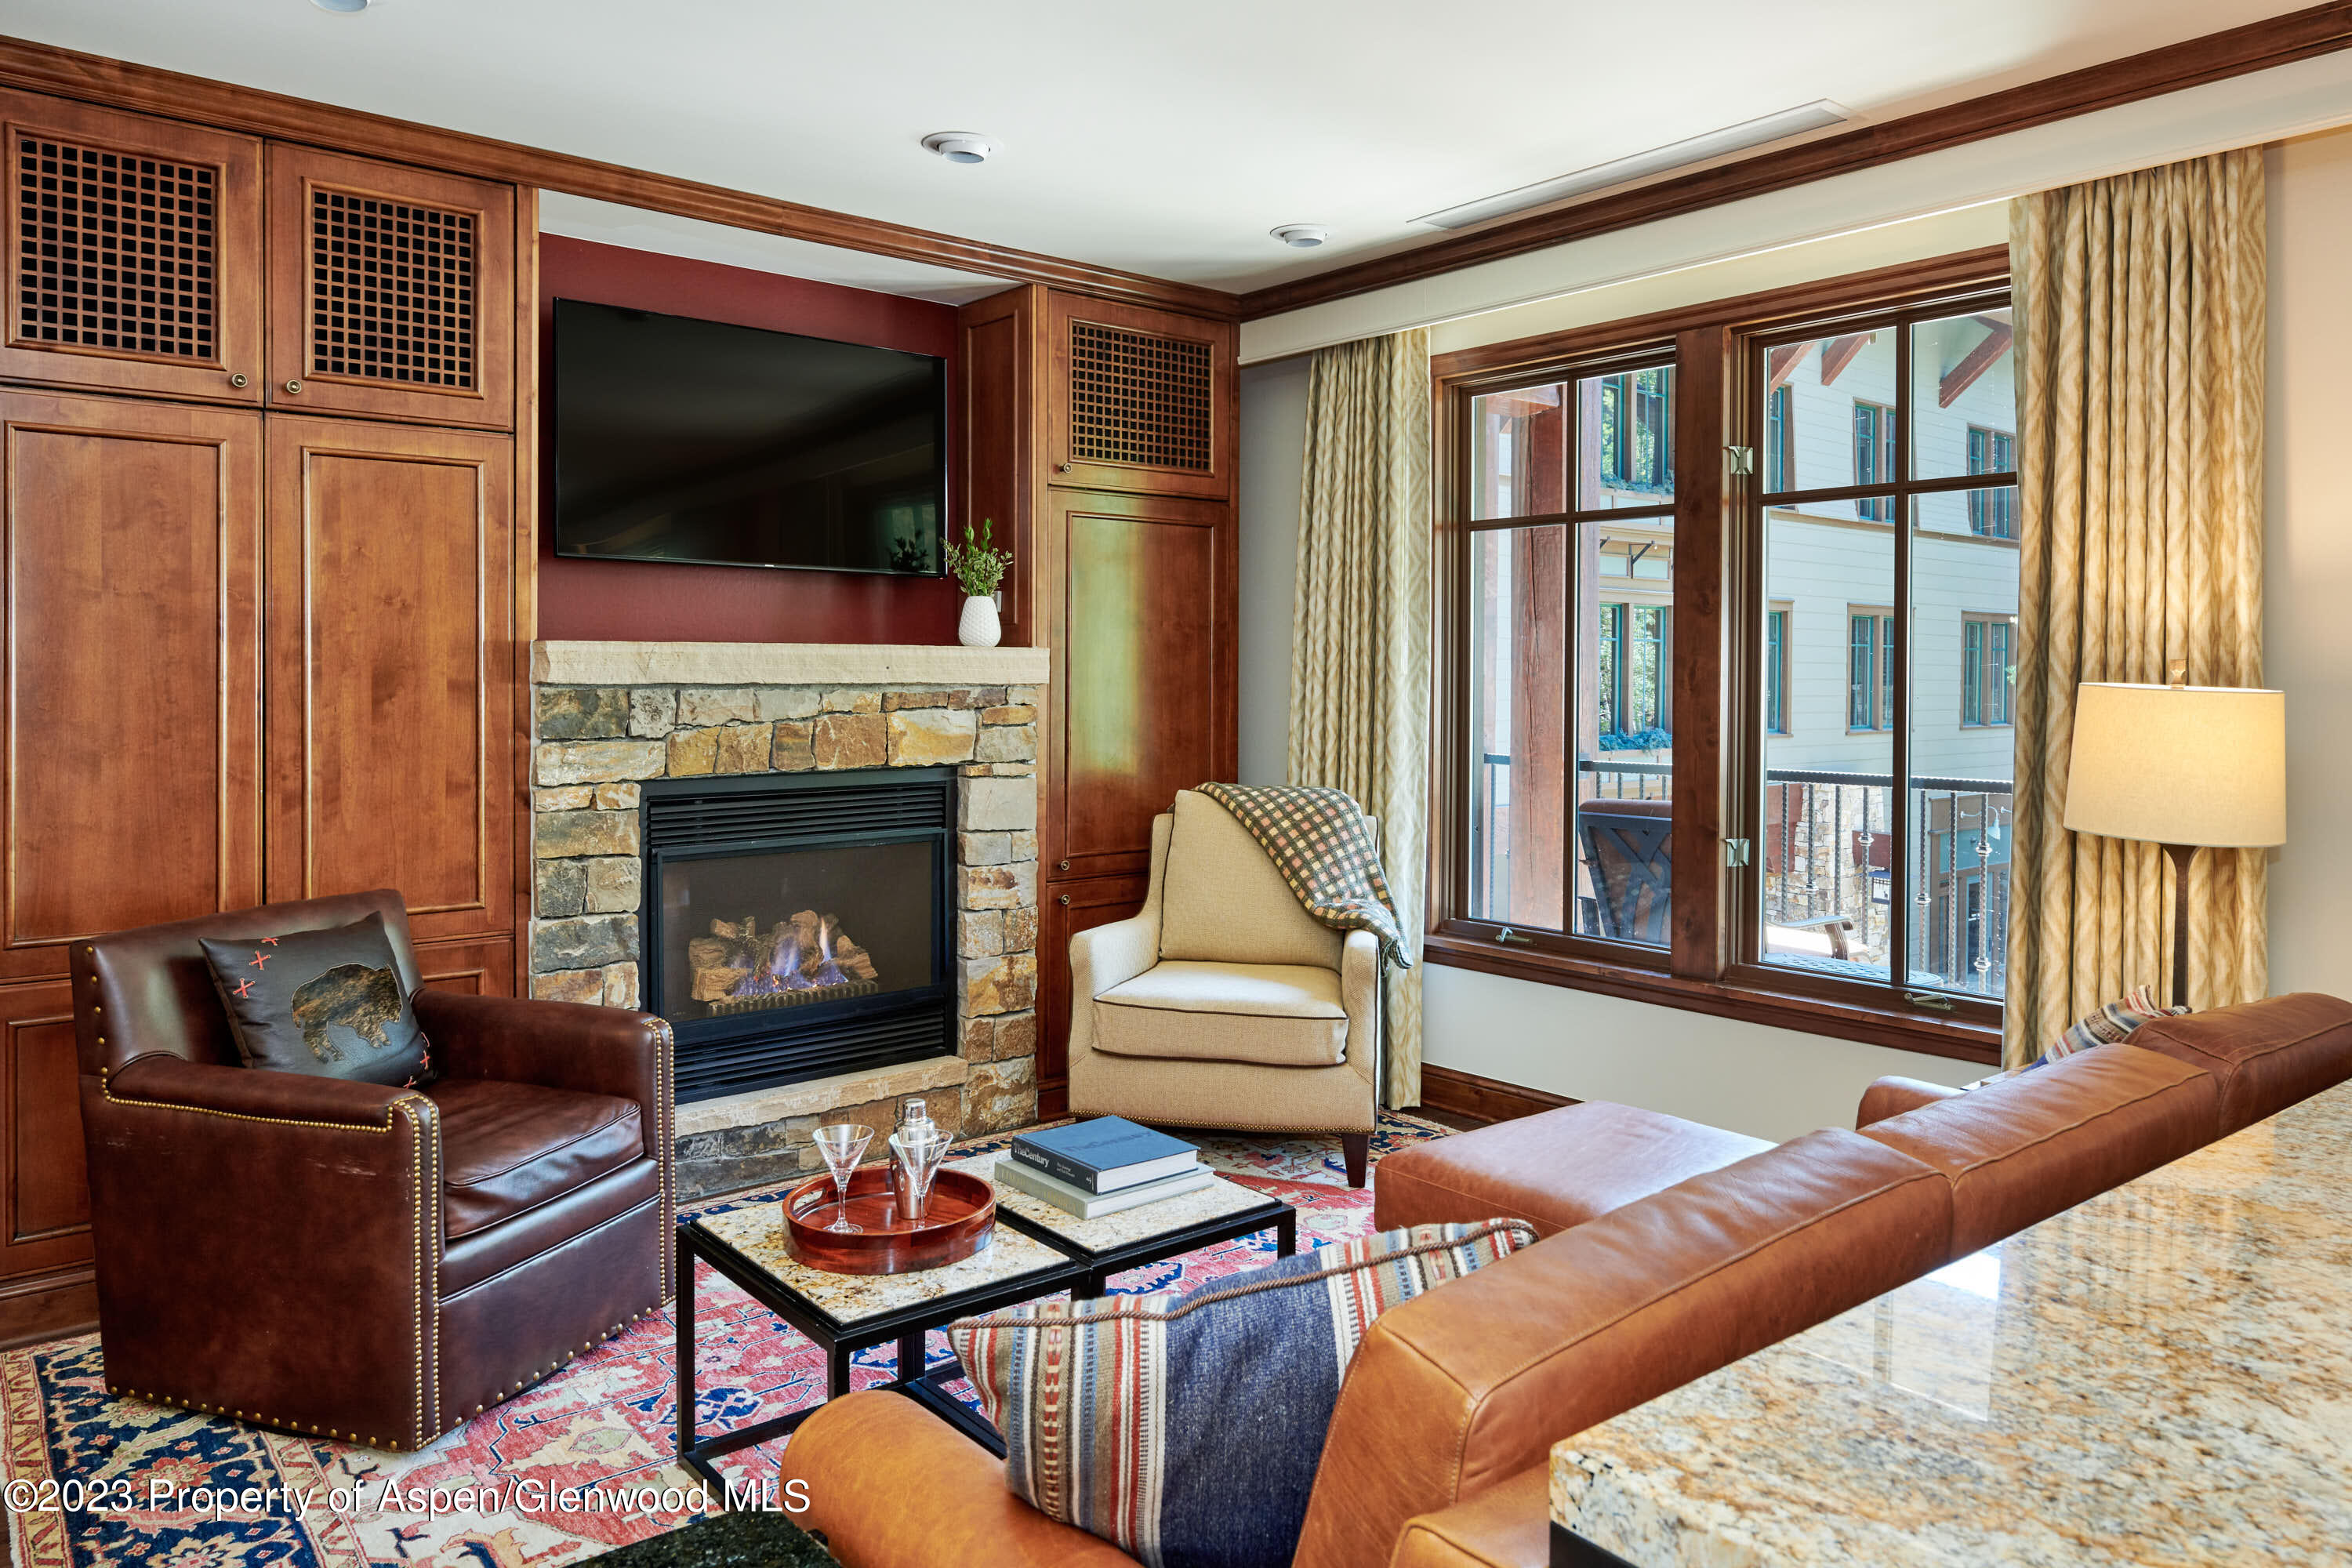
997 1116 1210 1218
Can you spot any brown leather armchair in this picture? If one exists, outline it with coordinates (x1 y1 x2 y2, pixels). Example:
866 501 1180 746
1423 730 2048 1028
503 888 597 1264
71 890 673 1453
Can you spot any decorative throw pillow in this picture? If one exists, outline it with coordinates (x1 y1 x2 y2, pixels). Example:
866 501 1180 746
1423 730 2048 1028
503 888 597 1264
948 1218 1535 1568
199 913 434 1087
2042 985 2190 1064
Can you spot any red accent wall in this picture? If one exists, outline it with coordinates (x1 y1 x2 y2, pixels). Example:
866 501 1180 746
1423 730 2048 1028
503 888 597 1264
536 234 964 644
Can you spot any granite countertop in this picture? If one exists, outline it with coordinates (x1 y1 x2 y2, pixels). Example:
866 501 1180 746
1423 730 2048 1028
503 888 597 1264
946 1151 1279 1254
695 1200 1072 1325
1552 1081 2352 1565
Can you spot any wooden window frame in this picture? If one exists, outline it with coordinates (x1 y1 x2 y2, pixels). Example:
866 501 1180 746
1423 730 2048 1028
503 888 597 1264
1429 245 2011 1065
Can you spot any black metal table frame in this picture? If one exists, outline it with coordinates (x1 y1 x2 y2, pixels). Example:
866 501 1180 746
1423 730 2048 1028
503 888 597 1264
674 1193 1296 1483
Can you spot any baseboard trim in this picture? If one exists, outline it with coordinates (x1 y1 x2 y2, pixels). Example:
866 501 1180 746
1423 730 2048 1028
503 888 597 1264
0 1264 96 1350
1418 1064 1577 1127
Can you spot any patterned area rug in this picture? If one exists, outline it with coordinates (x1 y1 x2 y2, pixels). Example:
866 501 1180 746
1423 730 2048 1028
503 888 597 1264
3 1112 1443 1566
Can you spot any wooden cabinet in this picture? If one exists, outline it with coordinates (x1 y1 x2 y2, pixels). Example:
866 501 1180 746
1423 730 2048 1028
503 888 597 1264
265 416 516 943
0 391 265 981
265 147 515 430
960 285 1238 1115
0 978 89 1295
2 91 266 405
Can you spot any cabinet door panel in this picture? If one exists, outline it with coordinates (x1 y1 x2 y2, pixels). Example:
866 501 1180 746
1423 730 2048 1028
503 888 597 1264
267 416 514 944
267 147 515 430
1 392 264 979
1044 490 1236 880
2 91 264 404
1045 293 1233 500
414 933 515 998
1036 873 1148 1118
0 978 89 1283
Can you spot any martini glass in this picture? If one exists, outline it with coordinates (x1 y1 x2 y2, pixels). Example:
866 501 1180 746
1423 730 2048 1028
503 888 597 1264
811 1123 874 1233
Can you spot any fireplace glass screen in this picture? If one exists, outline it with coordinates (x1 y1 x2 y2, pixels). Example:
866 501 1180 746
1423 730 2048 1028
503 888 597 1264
656 840 937 1026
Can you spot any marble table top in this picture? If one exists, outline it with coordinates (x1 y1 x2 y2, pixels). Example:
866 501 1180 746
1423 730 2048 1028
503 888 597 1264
1552 1080 2352 1565
695 1200 1073 1326
944 1151 1283 1254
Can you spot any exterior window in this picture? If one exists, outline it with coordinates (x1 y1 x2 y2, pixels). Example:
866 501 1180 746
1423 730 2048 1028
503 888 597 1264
1764 384 1792 493
1765 608 1790 735
1596 602 1624 735
1853 401 1895 521
1966 426 2017 536
1599 368 1675 492
1627 606 1669 733
1847 611 1895 730
1962 615 2014 727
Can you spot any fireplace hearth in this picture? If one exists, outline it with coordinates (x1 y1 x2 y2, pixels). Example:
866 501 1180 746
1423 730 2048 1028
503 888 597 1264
643 769 955 1102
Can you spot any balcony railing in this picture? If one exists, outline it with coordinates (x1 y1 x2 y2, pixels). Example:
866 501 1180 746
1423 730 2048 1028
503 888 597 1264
1469 753 2011 997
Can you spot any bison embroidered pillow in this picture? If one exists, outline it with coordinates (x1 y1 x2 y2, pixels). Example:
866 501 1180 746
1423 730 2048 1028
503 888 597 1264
199 913 433 1087
948 1218 1536 1568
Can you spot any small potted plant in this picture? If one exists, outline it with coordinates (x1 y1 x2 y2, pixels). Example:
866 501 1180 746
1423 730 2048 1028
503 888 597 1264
944 517 1013 648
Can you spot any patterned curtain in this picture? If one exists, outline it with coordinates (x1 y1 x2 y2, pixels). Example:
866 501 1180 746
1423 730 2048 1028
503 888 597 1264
2005 149 2267 1069
1290 329 1432 1106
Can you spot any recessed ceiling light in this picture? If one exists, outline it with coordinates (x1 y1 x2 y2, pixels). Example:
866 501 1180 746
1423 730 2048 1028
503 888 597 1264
312 0 370 10
1271 225 1330 249
1414 100 1852 229
920 132 996 165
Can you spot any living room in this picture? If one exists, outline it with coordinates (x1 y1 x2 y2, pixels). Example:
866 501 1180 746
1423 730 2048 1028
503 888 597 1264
4 3 2351 1566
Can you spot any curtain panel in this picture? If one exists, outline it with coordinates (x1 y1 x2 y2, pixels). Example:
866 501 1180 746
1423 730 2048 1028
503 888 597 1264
1290 329 1432 1106
2005 148 2268 1069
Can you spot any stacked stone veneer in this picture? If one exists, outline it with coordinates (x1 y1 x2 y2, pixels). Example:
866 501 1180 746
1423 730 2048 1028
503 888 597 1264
529 666 1043 1198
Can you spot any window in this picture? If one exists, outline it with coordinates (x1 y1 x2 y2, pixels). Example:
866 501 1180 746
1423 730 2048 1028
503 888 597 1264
1853 401 1895 520
1962 614 2014 727
1436 256 2016 1061
1764 384 1792 493
1764 607 1790 735
1966 427 2016 536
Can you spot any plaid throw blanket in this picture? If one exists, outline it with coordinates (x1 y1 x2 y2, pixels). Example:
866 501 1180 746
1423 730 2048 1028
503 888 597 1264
1197 782 1412 968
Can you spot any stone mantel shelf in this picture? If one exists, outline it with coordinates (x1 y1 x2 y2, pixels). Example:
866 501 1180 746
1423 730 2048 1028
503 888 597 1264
532 640 1051 688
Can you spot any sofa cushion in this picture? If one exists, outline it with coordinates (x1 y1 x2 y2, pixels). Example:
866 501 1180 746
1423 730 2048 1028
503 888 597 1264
198 912 432 1087
426 1076 645 1240
1158 789 1344 970
1094 961 1348 1066
1860 1042 2216 1258
2128 992 2352 1135
1373 1101 1770 1237
950 1219 1535 1568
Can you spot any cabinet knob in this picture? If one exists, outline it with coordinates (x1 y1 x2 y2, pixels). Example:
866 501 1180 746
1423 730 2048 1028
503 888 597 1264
1058 894 1072 906
283 379 303 395
228 372 249 389
1058 859 1071 871
1056 463 1073 474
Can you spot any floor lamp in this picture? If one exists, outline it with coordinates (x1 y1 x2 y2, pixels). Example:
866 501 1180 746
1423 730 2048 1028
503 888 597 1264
2061 673 2285 1009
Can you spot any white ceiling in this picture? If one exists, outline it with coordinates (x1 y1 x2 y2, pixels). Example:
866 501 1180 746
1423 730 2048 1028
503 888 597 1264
0 0 2319 298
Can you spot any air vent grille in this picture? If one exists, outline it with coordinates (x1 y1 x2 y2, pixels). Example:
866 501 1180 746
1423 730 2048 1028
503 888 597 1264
1068 320 1212 471
644 776 951 851
674 1000 949 1102
310 187 476 387
15 132 217 360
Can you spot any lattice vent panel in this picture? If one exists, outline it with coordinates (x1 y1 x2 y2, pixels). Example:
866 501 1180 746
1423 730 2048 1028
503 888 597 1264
1068 321 1212 471
310 187 475 388
13 132 218 359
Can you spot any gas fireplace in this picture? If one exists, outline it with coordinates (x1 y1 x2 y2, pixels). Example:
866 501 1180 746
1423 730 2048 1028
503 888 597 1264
642 768 954 1102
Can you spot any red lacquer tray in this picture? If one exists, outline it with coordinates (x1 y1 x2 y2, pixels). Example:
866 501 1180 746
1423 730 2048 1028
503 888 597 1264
780 1165 996 1275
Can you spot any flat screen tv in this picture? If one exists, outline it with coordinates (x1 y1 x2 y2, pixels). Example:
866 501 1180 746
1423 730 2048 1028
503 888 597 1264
553 299 945 575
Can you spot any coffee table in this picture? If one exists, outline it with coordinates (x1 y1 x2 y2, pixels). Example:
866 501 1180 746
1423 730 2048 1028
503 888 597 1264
674 1160 1296 1483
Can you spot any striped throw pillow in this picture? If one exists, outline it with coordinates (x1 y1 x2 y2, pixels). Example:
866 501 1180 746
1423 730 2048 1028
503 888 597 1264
948 1218 1534 1568
2043 985 2190 1063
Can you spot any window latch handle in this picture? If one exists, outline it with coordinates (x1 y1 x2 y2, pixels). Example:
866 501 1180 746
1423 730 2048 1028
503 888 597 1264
1722 838 1752 869
1725 445 1755 475
1906 992 1958 1013
1495 927 1534 946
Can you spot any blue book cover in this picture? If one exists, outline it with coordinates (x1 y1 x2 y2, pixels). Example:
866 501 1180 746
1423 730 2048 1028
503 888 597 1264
1010 1116 1199 1193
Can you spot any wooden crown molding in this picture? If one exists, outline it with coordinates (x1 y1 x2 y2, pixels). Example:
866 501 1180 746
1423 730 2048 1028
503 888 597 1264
0 34 1242 321
1242 0 2352 321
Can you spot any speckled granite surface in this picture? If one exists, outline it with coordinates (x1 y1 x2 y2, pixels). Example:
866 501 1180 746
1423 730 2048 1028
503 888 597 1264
1550 1082 2352 1565
695 1201 1072 1324
946 1151 1279 1252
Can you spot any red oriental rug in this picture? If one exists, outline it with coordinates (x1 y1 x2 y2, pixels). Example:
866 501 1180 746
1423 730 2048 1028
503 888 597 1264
2 1112 1443 1566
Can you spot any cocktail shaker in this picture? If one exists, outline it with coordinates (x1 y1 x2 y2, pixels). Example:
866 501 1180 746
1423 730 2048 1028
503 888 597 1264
888 1097 950 1221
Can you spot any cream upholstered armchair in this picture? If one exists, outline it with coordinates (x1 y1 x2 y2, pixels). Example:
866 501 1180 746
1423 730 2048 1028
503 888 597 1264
1069 789 1379 1185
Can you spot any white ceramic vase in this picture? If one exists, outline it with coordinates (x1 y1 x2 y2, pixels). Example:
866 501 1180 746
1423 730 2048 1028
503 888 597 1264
958 593 1002 648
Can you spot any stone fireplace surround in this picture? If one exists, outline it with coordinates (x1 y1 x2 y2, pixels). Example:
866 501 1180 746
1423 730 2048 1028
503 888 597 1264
529 641 1051 1199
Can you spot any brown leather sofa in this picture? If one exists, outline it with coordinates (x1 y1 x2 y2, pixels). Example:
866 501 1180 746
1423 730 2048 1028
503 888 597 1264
779 993 2352 1568
72 890 674 1453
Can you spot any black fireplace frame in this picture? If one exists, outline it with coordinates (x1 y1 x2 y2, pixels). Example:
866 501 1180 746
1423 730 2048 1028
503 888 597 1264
641 767 956 1103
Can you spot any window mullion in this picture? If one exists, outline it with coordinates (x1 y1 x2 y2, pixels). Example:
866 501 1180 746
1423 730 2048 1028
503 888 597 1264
1889 325 1915 999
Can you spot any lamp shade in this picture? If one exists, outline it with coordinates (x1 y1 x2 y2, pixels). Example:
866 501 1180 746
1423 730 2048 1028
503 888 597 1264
2063 683 2285 848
